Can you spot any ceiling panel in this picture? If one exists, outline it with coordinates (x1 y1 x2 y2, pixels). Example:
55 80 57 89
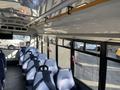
41 0 120 34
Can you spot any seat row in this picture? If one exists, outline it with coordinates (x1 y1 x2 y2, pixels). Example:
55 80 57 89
19 47 76 90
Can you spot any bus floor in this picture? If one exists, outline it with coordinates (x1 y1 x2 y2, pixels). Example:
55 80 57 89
4 66 25 90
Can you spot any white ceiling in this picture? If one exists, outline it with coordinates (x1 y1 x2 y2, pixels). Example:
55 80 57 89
37 0 120 35
0 0 120 37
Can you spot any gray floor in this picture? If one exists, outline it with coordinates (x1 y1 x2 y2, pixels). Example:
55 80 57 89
5 66 26 90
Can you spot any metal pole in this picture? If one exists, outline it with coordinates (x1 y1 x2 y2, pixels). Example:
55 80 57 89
36 36 39 49
98 42 107 90
41 36 43 53
83 42 86 51
70 40 75 75
56 37 58 66
47 36 49 59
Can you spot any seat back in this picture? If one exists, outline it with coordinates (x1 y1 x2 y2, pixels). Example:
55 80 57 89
33 65 56 90
26 60 36 81
19 47 26 65
22 51 32 71
37 53 47 65
45 59 58 75
23 47 37 63
22 47 38 71
26 56 41 81
57 69 75 90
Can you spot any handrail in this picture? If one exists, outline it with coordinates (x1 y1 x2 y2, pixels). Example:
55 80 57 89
27 0 109 27
49 0 109 20
27 0 78 26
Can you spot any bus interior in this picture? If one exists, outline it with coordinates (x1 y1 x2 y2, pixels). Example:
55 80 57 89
0 0 120 90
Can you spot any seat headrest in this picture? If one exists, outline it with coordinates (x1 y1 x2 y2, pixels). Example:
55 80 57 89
58 69 72 78
38 65 49 72
37 53 47 64
38 53 47 60
45 59 58 75
25 47 38 54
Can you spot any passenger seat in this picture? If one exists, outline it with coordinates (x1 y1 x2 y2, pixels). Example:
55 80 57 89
32 65 56 90
19 47 26 66
37 53 47 65
22 47 38 73
57 69 75 90
45 59 58 75
26 56 41 85
22 51 32 73
26 54 47 84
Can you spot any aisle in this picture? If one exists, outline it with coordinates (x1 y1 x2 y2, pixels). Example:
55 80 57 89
5 66 26 90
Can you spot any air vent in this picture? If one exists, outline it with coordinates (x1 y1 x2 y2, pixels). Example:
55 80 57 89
1 26 7 29
0 17 28 26
16 27 21 30
8 26 14 29
0 25 28 32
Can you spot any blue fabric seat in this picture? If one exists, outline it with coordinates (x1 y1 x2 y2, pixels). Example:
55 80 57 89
26 56 40 85
32 65 56 90
45 59 58 76
22 47 38 73
26 54 47 85
57 69 75 90
19 47 26 66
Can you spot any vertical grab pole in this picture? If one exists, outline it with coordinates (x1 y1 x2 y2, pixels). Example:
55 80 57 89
56 37 58 66
70 40 75 75
83 42 86 51
36 35 39 49
41 36 43 53
98 42 107 90
47 36 49 59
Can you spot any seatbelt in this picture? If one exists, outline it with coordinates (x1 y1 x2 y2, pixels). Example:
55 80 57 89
33 78 43 90
33 65 56 90
22 57 30 65
42 71 56 90
26 56 39 73
32 72 56 90
43 59 47 65
25 49 31 54
26 65 34 73
34 60 40 71
22 51 33 65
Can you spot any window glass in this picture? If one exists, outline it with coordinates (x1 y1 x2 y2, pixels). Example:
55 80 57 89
64 40 71 47
106 60 120 90
49 44 56 60
74 51 100 90
58 39 63 45
107 45 120 60
58 47 70 68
